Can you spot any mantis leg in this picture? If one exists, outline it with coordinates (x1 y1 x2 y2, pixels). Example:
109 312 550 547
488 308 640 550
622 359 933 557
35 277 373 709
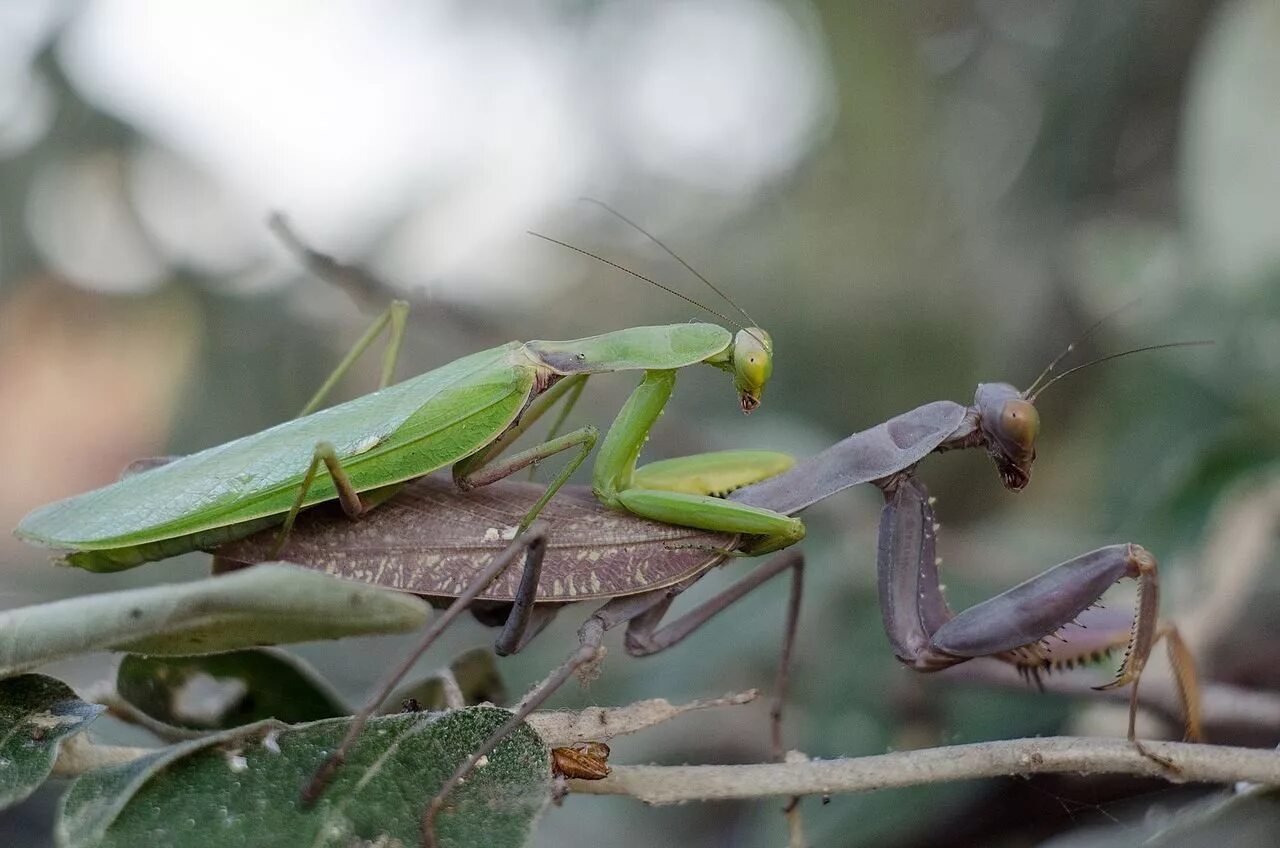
298 299 410 417
491 537 553 656
423 552 805 844
878 475 1203 745
301 522 549 805
421 611 609 848
275 442 367 553
1022 609 1203 742
527 374 588 481
454 427 599 534
451 375 597 532
592 370 805 552
622 549 805 762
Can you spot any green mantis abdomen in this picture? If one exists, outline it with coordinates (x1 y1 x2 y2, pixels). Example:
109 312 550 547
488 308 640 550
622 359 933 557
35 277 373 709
17 344 531 555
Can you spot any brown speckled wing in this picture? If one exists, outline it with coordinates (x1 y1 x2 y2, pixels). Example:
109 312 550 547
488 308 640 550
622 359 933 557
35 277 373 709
215 475 733 602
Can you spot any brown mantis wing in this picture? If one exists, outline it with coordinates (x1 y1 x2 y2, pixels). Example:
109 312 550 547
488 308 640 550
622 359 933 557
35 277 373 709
216 474 732 602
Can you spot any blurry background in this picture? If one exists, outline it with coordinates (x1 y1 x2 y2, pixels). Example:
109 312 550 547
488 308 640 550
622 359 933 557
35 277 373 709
1 1 1278 845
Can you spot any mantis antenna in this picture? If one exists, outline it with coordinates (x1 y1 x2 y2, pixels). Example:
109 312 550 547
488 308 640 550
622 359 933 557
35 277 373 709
577 197 762 334
1027 340 1214 402
526 231 751 336
1023 298 1142 398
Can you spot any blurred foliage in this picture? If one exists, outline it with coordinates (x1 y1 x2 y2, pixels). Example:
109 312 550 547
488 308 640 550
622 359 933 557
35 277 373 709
1 1 1277 846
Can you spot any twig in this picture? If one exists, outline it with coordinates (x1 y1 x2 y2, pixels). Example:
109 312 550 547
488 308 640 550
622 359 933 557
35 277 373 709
526 690 758 747
50 690 761 778
568 737 1280 803
268 212 493 340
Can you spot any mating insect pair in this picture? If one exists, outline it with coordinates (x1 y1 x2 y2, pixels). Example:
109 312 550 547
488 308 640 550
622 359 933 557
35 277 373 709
15 212 1205 843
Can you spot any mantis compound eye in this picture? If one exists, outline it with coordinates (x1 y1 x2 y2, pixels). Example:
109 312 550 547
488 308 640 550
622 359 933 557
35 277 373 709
988 398 1038 491
999 399 1040 453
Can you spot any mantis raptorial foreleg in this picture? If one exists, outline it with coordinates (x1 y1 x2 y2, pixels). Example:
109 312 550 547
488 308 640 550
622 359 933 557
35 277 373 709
875 474 1203 745
592 371 806 552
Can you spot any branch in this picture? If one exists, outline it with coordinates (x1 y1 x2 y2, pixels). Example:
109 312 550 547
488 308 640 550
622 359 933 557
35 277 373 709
50 690 761 777
568 737 1280 803
526 690 758 747
267 213 494 340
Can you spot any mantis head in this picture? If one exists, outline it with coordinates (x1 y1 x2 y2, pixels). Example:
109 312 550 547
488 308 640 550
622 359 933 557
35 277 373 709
974 382 1039 491
732 328 773 413
971 316 1210 492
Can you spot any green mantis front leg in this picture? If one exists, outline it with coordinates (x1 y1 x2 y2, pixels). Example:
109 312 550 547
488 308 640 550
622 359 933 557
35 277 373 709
591 369 805 553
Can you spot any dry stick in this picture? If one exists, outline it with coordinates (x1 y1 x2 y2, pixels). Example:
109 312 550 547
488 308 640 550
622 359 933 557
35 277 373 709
569 737 1280 804
1180 476 1280 653
51 691 764 779
525 690 758 746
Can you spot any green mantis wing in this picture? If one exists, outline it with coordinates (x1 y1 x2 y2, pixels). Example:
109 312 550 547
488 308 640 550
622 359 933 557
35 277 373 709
16 343 531 550
17 323 737 561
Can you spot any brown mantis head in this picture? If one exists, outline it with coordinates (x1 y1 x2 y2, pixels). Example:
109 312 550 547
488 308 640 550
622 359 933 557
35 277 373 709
973 382 1039 491
973 332 1212 492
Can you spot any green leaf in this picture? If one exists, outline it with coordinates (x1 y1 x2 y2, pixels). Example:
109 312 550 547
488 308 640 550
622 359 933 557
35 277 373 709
58 707 550 848
117 649 349 731
390 648 509 712
0 565 429 677
0 674 104 810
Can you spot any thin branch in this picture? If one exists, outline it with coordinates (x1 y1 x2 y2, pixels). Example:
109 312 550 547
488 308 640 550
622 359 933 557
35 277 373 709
268 212 494 340
526 690 758 747
51 690 761 777
568 736 1280 803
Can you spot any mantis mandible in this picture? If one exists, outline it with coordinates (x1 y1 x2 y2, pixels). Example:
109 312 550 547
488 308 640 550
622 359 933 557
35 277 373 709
15 214 802 572
216 328 1207 839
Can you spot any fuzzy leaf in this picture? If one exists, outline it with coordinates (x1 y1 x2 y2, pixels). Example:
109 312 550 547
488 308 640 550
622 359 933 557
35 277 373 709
0 674 103 810
58 707 549 848
116 649 348 731
0 565 429 677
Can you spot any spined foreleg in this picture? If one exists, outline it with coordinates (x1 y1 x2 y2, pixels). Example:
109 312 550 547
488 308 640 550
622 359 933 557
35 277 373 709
876 475 1202 745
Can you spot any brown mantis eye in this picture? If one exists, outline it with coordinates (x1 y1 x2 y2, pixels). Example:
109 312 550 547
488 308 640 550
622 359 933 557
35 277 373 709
1000 400 1040 451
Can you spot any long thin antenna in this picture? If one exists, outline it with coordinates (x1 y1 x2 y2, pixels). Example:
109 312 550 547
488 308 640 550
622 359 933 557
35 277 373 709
1024 298 1141 397
527 231 745 331
579 197 760 330
1028 341 1213 402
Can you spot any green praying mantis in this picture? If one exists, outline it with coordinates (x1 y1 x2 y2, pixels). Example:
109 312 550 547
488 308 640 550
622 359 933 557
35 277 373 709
13 212 1210 846
15 214 803 572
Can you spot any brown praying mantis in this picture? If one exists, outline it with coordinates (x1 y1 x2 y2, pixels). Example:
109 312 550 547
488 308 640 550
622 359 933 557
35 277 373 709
215 331 1208 842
